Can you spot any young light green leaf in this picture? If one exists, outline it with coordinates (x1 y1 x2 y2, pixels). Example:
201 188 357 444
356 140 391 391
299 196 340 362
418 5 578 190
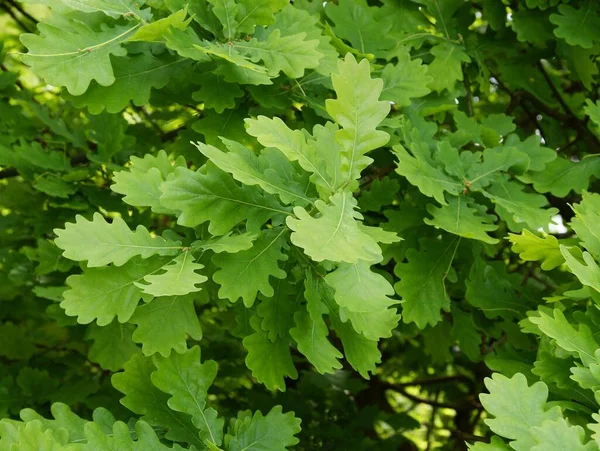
560 246 600 294
287 192 382 264
325 53 390 184
135 251 207 297
112 150 186 214
570 192 600 260
61 257 168 325
508 230 564 270
325 261 397 314
193 232 257 254
480 373 562 451
54 213 181 267
129 295 203 357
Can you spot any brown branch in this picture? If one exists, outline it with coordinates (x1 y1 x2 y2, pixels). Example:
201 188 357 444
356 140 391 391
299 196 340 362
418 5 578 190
382 383 479 411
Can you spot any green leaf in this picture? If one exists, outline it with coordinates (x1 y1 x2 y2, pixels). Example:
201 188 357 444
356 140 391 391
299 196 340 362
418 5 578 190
194 139 311 205
86 320 140 371
20 21 135 95
287 192 382 264
561 246 600 294
395 236 460 329
480 373 562 451
466 147 530 190
54 213 181 267
61 257 168 325
483 178 558 231
151 346 223 447
225 405 301 451
0 322 36 361
160 163 290 235
256 278 298 342
519 155 600 197
26 239 74 275
192 72 244 113
466 262 528 320
208 0 239 40
290 307 343 375
325 261 397 314
243 316 297 391
67 53 189 114
111 354 204 448
85 420 184 450
245 115 335 194
511 8 555 47
325 53 390 185
111 150 186 214
424 196 499 244
135 251 207 297
530 418 590 451
380 50 432 106
529 309 598 367
129 295 203 357
325 0 393 54
234 30 322 78
549 2 600 49
41 0 149 19
393 142 463 205
331 315 381 379
570 192 600 260
426 42 471 93
212 228 287 307
235 0 288 35
193 232 257 254
584 99 600 128
33 175 76 198
358 178 400 212
130 9 191 42
324 262 400 340
508 230 564 270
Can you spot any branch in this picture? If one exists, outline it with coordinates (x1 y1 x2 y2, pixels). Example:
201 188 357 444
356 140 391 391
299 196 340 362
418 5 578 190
0 3 33 32
4 0 38 25
391 375 471 388
382 383 479 411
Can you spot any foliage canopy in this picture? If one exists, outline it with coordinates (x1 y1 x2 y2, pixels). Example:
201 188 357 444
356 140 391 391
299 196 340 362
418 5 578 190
2 0 600 449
